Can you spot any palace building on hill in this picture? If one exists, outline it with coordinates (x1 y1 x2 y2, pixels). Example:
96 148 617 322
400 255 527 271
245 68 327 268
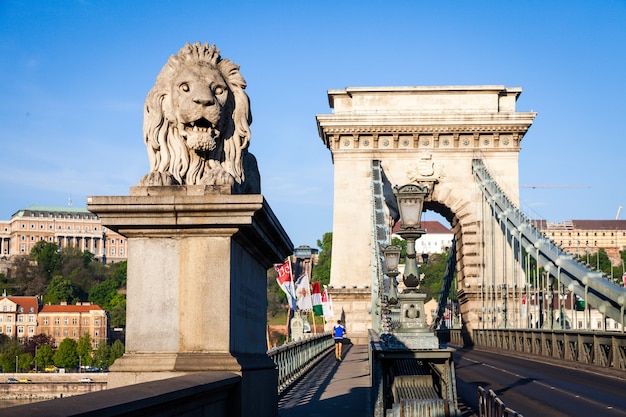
0 206 128 266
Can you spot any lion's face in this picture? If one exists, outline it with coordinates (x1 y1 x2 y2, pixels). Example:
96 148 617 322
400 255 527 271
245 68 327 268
167 63 230 152
140 42 256 190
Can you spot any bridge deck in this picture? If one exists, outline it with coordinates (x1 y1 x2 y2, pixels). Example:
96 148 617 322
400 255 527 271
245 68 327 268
278 344 371 417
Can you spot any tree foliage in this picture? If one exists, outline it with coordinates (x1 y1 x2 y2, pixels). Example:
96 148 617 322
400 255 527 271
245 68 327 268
312 232 332 287
53 338 79 369
77 333 93 367
35 344 54 370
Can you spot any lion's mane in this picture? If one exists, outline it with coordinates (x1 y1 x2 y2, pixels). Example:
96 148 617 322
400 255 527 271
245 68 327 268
140 42 253 188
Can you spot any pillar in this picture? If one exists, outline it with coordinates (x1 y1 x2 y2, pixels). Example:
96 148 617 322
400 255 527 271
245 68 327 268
87 185 292 417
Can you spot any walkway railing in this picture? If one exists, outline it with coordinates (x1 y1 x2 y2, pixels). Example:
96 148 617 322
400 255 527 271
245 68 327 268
268 332 334 394
478 386 524 417
450 328 626 371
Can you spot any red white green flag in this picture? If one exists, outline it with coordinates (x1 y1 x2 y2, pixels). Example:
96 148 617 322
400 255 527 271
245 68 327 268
322 285 334 318
311 282 323 316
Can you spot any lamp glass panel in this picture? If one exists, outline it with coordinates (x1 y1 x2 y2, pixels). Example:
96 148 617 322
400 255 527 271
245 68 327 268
398 198 423 228
385 252 400 271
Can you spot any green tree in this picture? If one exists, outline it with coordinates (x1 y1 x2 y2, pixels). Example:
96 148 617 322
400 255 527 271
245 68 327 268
109 340 125 366
418 251 450 301
44 275 78 304
108 294 126 328
77 333 93 368
30 241 60 280
18 353 33 372
88 279 119 308
53 338 79 369
0 339 23 373
92 344 110 369
312 232 332 286
35 344 54 370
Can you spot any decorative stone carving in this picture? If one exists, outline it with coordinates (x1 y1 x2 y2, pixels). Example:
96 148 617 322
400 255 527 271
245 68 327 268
139 42 260 194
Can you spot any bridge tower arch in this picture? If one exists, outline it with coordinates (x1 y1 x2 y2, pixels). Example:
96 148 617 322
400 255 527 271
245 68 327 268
316 86 536 343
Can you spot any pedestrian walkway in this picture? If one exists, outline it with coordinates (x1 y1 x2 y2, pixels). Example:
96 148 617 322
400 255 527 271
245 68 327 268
278 344 371 417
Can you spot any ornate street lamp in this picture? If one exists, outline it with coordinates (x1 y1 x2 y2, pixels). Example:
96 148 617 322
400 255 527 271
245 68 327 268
388 184 439 350
394 184 428 290
382 245 401 305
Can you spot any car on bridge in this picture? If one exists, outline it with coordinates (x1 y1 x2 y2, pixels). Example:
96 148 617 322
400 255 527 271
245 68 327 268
18 378 31 383
6 377 17 383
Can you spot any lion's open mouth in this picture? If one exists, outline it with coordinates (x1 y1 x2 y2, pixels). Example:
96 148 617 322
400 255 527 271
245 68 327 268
181 118 220 151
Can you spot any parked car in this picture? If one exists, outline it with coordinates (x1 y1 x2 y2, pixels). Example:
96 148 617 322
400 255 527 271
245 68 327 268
78 377 92 383
6 377 17 383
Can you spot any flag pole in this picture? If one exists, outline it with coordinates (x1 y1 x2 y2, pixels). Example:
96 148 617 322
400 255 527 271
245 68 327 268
286 258 294 342
310 310 316 334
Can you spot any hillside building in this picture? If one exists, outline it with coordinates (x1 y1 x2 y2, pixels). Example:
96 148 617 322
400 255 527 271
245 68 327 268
0 206 128 265
0 294 108 348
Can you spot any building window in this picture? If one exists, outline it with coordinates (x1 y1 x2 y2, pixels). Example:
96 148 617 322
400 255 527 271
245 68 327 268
17 326 24 334
72 318 78 325
95 330 99 337
63 329 68 336
6 316 11 322
43 318 49 325
94 320 100 326
64 318 69 325
6 327 11 334
84 318 89 325
54 318 60 325
28 327 34 335
17 316 23 322
72 330 77 337
28 316 34 323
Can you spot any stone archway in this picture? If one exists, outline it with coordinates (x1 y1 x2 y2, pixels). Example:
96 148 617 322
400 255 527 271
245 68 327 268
316 86 536 343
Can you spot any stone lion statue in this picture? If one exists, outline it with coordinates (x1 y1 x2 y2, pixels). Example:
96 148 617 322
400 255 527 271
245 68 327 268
139 42 260 193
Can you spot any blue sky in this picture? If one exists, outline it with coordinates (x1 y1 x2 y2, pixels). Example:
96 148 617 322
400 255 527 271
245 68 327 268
1 1 625 248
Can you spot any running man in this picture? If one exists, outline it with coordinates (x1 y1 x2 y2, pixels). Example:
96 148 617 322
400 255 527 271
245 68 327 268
333 320 346 360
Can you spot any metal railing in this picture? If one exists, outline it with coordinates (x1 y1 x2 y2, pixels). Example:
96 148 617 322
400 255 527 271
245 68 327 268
268 332 334 394
471 328 626 370
478 386 524 417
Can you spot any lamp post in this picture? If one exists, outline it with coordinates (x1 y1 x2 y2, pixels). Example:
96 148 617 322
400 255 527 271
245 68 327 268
381 184 438 349
382 245 401 305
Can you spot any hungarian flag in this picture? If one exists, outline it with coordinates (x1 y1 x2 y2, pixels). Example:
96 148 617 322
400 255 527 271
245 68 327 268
295 274 313 311
275 260 296 310
322 285 334 318
311 282 323 316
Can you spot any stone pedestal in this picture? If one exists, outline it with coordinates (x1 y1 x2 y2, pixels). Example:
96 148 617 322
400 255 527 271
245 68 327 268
87 185 292 417
394 291 439 349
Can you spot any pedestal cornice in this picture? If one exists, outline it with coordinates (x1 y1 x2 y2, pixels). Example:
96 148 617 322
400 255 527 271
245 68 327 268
87 186 293 268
